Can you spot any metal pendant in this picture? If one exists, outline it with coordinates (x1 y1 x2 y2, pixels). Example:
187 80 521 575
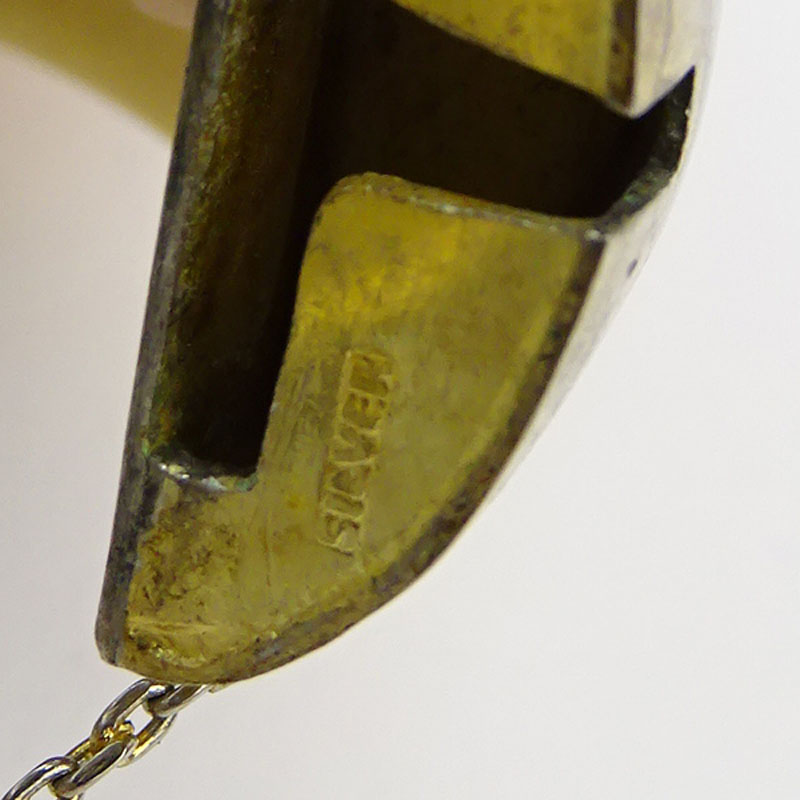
92 0 716 685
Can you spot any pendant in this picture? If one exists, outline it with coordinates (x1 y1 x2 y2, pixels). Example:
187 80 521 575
2 0 716 796
96 0 714 686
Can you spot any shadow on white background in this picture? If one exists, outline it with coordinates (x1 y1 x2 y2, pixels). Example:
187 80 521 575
1 1 798 797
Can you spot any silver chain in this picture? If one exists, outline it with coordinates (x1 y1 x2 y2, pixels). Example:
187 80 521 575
2 680 209 800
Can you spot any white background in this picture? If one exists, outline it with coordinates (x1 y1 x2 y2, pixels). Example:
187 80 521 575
1 2 798 798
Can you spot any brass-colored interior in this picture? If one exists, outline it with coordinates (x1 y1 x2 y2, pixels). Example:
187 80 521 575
151 0 673 479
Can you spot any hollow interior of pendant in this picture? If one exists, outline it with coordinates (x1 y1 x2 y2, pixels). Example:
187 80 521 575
149 0 692 479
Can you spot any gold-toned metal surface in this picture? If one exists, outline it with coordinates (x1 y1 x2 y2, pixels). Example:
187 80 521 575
95 0 715 684
392 0 710 116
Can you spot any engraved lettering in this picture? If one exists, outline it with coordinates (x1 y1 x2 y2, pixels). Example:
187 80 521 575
349 352 393 397
322 489 366 518
333 423 378 464
342 392 386 430
318 350 394 556
328 462 371 499
323 515 361 555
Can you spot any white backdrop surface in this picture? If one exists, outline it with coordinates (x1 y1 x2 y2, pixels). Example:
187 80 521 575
1 2 798 798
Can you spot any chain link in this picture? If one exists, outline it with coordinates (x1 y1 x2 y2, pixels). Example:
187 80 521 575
2 680 209 800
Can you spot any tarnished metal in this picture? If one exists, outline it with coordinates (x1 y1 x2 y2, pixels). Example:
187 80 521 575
88 0 716 684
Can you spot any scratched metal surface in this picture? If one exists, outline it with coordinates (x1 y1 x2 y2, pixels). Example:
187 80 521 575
94 0 711 683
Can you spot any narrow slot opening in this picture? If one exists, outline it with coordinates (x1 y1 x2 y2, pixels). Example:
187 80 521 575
153 0 691 480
